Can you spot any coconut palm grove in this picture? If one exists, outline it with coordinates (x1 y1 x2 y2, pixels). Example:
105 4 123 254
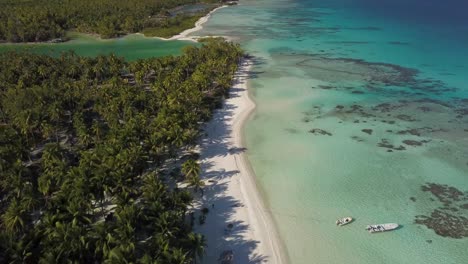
0 37 243 262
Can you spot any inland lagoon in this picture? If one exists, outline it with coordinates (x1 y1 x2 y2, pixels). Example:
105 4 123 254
0 33 195 61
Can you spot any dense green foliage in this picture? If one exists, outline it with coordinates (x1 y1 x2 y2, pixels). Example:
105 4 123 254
0 38 243 263
0 0 216 42
142 15 203 38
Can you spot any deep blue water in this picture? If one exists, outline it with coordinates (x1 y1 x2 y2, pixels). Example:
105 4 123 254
311 0 468 22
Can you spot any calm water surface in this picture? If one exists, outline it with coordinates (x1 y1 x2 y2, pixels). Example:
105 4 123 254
0 33 194 60
196 0 468 263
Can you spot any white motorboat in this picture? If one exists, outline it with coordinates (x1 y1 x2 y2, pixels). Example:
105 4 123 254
366 223 399 233
336 217 353 226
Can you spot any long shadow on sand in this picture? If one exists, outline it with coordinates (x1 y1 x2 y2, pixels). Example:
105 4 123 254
194 59 269 263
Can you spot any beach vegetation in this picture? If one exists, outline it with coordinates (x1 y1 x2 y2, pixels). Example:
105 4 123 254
142 14 203 38
0 0 219 42
0 38 243 262
182 159 205 195
182 159 202 180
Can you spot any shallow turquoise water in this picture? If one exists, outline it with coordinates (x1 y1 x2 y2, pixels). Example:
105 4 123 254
197 0 468 263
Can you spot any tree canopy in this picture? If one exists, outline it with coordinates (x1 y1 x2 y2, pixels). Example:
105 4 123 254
0 0 218 42
0 38 243 263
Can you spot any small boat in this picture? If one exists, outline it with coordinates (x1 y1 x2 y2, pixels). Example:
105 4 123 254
366 223 399 233
336 217 353 226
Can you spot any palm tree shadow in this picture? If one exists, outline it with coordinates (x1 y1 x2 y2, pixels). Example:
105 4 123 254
204 169 240 180
193 57 269 263
194 193 268 264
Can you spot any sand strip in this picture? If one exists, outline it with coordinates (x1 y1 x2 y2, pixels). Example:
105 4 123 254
167 5 228 42
194 59 288 264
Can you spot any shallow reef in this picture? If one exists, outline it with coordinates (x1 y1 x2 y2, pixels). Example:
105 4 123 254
415 183 468 239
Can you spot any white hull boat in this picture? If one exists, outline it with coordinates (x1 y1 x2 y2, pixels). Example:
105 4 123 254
336 217 353 226
366 223 399 233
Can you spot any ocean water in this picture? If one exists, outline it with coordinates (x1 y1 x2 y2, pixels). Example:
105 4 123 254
0 33 194 61
195 0 468 263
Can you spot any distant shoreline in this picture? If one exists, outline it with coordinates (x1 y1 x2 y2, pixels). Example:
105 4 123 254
164 5 228 42
0 4 226 45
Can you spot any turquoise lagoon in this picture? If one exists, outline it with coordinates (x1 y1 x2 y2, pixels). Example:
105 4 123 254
0 33 194 61
195 0 468 263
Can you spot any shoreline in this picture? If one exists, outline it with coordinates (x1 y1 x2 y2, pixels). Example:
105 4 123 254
0 5 228 45
187 3 288 263
163 5 229 42
195 58 288 263
232 59 289 264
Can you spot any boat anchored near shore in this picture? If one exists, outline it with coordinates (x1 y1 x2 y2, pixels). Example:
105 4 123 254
336 217 353 226
366 223 399 233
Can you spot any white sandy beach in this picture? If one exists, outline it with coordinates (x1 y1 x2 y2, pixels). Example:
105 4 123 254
168 4 287 263
168 5 228 42
193 59 287 264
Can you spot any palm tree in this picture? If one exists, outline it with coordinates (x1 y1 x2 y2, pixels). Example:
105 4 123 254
186 232 206 264
110 205 139 262
187 175 205 197
165 248 188 264
44 220 90 262
2 199 27 234
90 222 113 261
91 120 105 143
181 159 200 180
2 235 35 263
5 161 30 200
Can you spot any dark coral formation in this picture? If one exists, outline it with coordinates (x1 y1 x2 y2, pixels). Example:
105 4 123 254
280 54 467 156
414 98 451 107
402 140 421 146
397 127 446 137
372 102 405 113
296 55 421 86
301 107 322 123
418 106 432 112
377 139 406 151
351 90 365 94
402 139 430 146
309 128 332 136
285 128 300 134
414 183 468 239
335 105 344 109
416 210 468 239
395 114 418 122
398 129 422 136
421 183 466 206
455 108 468 119
351 136 364 142
295 54 458 97
317 85 334 90
361 129 373 135
344 104 375 118
388 41 410 46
